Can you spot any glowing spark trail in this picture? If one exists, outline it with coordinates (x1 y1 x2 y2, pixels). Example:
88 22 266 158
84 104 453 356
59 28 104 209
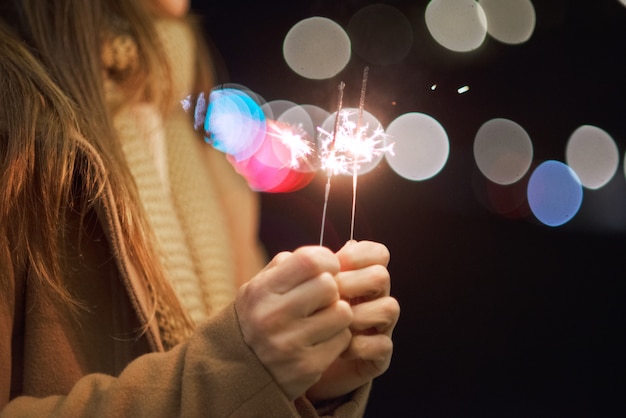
319 81 345 246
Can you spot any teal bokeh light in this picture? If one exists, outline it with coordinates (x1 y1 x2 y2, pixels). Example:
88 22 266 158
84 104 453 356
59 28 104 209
205 88 266 162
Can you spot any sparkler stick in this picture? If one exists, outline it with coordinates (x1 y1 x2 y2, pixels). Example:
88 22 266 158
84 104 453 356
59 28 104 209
350 66 369 241
319 81 345 246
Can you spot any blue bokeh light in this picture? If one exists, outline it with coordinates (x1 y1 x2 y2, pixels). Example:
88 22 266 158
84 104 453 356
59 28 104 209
527 160 583 227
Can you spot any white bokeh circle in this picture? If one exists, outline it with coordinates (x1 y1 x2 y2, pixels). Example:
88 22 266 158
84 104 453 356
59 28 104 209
478 0 536 44
425 0 488 52
385 112 449 181
566 125 619 190
474 118 533 185
283 17 351 80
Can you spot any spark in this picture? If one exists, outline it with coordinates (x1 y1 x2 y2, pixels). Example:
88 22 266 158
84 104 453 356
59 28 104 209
267 122 314 169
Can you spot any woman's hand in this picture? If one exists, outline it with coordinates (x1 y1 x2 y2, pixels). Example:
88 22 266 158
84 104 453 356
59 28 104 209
235 246 353 401
307 240 400 403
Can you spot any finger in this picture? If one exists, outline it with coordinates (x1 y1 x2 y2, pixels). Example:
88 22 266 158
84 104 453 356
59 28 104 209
336 264 390 301
294 299 353 347
281 272 342 318
350 296 400 336
340 333 394 371
264 300 352 358
239 272 343 337
263 246 340 294
336 240 390 271
262 251 292 271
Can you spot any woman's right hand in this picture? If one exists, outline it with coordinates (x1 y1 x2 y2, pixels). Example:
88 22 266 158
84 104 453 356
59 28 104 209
234 246 354 401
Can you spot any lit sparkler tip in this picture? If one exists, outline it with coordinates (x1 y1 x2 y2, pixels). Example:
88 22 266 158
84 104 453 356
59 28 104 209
317 110 392 176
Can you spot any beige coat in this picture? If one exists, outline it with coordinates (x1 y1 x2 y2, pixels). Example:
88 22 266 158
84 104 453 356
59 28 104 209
0 134 370 416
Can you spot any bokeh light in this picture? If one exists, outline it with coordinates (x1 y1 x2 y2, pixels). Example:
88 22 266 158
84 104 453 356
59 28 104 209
205 87 266 161
565 125 619 190
347 4 413 65
384 112 449 181
227 120 315 193
189 85 316 193
425 0 488 52
478 0 536 44
283 17 351 80
474 118 533 185
527 160 583 227
184 4 625 231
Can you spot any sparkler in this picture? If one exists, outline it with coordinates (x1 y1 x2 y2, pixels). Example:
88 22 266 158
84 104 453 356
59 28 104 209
319 81 345 246
350 66 369 241
183 83 392 245
317 69 392 246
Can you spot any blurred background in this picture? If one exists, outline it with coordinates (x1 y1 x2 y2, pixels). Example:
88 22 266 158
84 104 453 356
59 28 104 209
190 1 625 416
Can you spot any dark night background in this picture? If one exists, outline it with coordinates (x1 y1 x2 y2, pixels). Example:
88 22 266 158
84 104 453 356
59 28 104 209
191 1 625 416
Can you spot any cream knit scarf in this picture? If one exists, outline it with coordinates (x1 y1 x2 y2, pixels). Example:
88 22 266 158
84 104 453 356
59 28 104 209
105 18 236 348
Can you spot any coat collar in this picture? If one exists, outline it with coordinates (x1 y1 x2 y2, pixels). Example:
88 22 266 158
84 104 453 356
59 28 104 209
73 134 164 352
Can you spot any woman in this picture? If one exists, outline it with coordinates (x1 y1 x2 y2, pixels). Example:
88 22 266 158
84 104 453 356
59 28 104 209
0 0 399 416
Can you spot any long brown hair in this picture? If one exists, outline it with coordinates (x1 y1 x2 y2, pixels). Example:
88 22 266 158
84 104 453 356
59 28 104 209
0 0 196 341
